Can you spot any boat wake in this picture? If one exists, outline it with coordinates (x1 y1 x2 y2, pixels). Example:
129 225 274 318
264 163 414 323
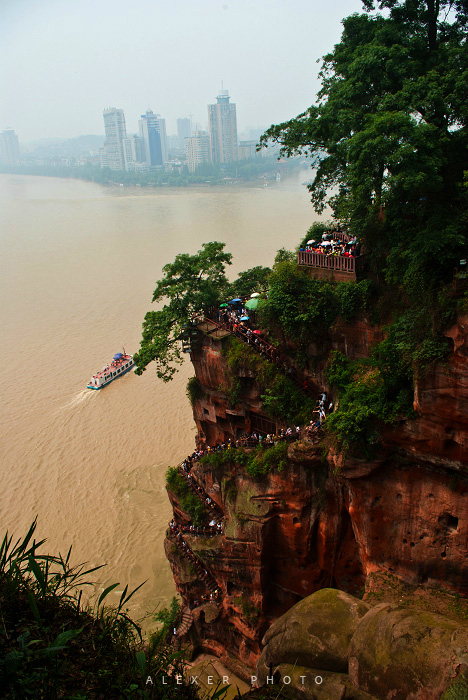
62 389 94 410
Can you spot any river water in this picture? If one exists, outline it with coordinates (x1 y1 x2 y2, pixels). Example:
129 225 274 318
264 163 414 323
0 170 316 624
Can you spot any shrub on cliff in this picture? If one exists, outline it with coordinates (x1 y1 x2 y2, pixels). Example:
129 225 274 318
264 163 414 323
186 376 204 406
325 348 415 453
165 468 207 525
223 337 316 424
245 442 289 477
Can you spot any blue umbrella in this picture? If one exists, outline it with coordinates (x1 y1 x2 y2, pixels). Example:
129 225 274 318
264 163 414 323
229 298 242 304
239 315 250 321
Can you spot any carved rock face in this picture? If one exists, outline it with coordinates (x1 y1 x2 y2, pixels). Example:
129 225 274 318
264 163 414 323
257 590 468 700
257 588 370 678
348 603 468 700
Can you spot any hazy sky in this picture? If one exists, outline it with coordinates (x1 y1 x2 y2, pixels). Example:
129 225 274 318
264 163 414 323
2 0 365 143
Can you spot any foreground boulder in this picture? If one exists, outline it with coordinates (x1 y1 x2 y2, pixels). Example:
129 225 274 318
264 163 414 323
257 588 370 679
257 588 468 699
348 603 468 700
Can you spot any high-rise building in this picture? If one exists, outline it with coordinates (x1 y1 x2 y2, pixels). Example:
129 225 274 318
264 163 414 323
0 129 21 166
177 118 191 149
139 110 167 167
185 131 211 173
103 108 127 170
208 90 238 164
123 134 145 171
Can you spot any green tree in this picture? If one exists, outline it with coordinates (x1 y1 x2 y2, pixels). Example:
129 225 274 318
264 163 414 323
228 265 271 297
259 0 468 294
134 242 232 381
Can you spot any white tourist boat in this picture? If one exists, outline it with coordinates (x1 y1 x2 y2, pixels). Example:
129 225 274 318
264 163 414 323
87 352 134 390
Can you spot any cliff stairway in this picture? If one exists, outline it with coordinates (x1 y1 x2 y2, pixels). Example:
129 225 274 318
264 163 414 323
177 463 224 520
168 527 221 603
173 606 193 641
198 314 316 397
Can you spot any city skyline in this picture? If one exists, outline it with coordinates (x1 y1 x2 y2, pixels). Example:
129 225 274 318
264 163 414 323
98 90 261 172
1 0 365 143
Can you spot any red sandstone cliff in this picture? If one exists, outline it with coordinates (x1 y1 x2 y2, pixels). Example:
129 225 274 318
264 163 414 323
164 314 468 675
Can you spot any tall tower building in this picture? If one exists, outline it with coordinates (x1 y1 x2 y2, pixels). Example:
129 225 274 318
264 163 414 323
103 108 127 171
123 134 145 171
208 89 238 164
0 129 21 165
185 131 211 173
177 118 191 149
139 110 168 167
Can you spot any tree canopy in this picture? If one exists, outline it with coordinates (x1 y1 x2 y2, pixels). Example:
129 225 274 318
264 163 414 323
259 0 468 295
133 242 232 381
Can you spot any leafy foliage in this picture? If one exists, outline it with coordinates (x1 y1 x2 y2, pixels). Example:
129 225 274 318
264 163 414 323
223 337 316 424
165 468 207 525
186 376 204 406
299 220 334 249
227 265 271 298
258 261 339 344
258 260 373 342
0 520 199 699
259 0 468 295
325 346 415 453
200 441 289 478
134 242 232 381
154 596 181 637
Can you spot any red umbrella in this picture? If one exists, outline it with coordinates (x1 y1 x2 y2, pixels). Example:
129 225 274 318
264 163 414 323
253 330 261 335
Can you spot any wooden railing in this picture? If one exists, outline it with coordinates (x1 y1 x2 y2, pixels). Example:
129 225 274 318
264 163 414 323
332 231 352 243
297 251 366 274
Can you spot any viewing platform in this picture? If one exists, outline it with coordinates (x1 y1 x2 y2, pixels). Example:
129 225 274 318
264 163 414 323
297 251 366 282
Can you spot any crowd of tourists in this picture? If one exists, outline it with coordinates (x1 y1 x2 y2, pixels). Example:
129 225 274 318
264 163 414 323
300 229 361 257
168 390 334 612
201 304 315 396
168 521 221 608
170 518 222 537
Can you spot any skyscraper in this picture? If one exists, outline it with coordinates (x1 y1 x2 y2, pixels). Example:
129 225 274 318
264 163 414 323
123 134 146 171
0 129 21 166
185 131 211 173
103 108 127 171
208 90 238 164
177 118 191 149
139 110 168 167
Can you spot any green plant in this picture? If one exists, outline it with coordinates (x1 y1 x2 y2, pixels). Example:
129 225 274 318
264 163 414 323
154 596 181 635
165 468 207 525
186 376 204 405
233 596 261 623
325 349 415 453
245 441 289 477
441 676 468 700
299 221 333 249
0 520 199 699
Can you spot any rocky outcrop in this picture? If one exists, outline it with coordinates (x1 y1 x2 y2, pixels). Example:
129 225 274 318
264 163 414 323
164 314 468 691
256 589 468 700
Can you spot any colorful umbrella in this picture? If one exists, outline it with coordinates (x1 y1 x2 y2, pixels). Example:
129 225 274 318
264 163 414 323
250 292 260 298
239 316 250 321
219 303 228 308
245 298 259 310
